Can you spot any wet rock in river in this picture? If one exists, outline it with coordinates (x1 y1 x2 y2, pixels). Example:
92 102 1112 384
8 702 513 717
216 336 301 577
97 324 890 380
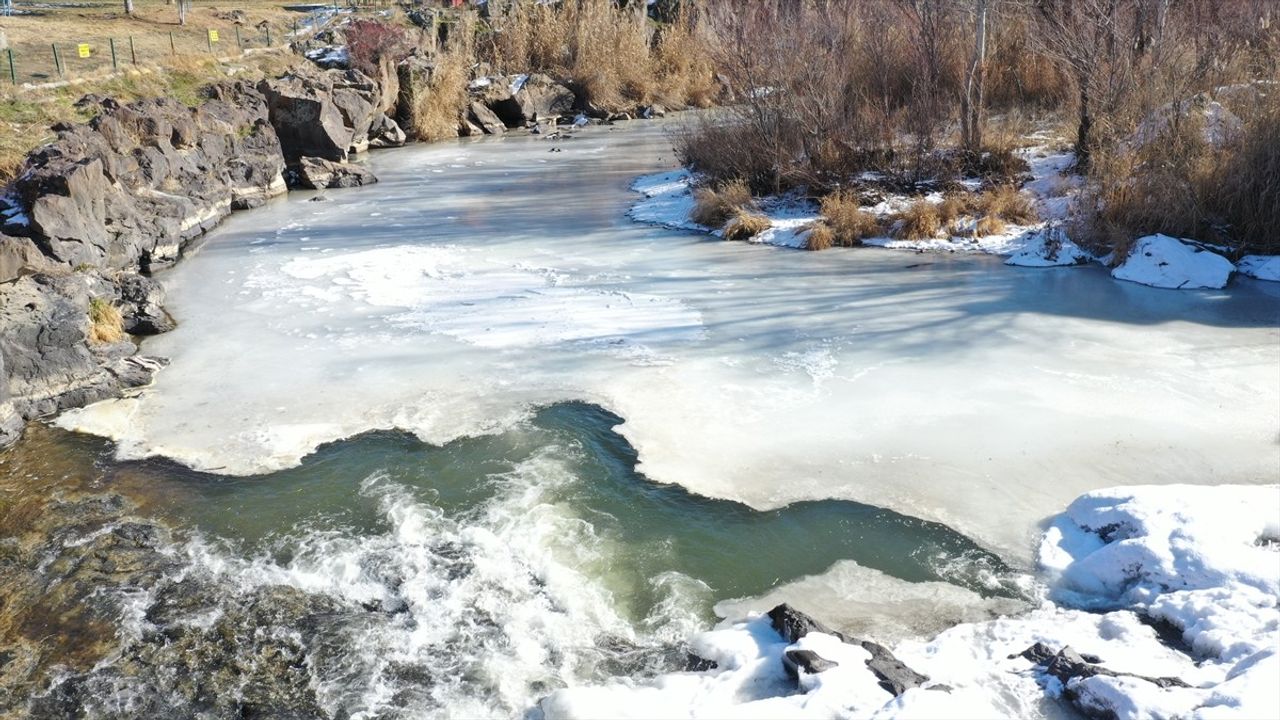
293 156 378 190
767 603 929 695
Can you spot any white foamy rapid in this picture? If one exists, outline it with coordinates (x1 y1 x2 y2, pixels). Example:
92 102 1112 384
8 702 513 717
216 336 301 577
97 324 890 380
58 121 1280 564
164 447 705 719
543 484 1280 720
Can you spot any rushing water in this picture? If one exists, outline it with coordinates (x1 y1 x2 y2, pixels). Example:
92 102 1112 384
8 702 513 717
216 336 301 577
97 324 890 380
5 119 1278 718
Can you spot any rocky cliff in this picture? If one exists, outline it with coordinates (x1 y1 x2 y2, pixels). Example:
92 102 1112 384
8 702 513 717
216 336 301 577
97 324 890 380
0 55 609 450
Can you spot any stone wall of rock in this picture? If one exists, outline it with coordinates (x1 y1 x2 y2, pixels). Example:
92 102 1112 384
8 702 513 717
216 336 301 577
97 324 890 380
0 52 625 451
0 66 395 450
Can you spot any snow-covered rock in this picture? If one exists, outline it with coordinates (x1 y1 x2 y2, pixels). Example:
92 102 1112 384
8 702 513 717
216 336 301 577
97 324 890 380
304 45 350 70
1236 254 1280 282
1005 226 1092 267
1111 234 1235 289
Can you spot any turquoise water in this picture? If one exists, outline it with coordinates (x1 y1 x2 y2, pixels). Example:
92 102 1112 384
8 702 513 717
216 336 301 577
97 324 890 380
128 401 1011 627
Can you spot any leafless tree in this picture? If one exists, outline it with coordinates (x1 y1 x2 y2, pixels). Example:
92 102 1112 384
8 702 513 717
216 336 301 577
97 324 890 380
960 0 988 151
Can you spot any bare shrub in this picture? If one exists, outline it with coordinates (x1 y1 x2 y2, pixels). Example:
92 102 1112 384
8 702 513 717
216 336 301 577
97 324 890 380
690 180 753 228
344 19 410 77
820 192 880 246
723 210 772 241
805 223 834 251
894 200 942 240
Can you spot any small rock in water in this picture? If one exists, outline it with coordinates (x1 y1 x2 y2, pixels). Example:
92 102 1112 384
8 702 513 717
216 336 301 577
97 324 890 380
782 649 839 679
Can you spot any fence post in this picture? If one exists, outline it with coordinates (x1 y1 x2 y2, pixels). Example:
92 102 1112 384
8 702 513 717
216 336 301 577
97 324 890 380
266 25 272 47
109 38 118 70
7 48 15 85
235 25 242 52
169 31 175 55
129 36 136 65
51 43 62 77
207 29 213 53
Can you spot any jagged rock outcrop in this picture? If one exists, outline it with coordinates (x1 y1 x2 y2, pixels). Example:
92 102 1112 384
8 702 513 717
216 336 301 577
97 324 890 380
368 113 407 148
293 156 378 190
467 101 506 135
10 83 286 274
258 66 383 162
116 272 175 335
767 604 929 695
474 74 577 127
1018 642 1192 719
0 273 167 425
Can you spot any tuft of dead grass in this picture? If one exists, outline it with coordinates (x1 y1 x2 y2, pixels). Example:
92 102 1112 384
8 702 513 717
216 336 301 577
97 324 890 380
894 200 942 240
723 210 772 241
805 223 834 251
975 185 1038 225
819 191 880 246
408 49 470 142
88 297 125 345
690 180 753 228
975 215 1007 236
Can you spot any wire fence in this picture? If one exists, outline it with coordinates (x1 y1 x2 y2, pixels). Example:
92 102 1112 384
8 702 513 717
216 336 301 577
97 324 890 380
0 1 402 87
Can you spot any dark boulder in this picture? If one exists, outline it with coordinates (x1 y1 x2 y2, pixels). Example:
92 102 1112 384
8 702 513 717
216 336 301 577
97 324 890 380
293 157 378 190
782 649 839 679
767 603 928 696
116 273 175 336
467 101 506 135
368 113 407 149
258 66 382 162
1018 642 1192 720
480 74 577 127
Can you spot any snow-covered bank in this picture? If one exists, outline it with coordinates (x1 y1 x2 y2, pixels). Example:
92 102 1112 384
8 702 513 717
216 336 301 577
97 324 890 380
542 485 1280 720
627 151 1280 289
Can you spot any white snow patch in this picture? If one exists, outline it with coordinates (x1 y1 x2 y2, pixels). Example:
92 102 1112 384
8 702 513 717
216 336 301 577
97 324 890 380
546 485 1280 720
1005 226 1093 267
1235 255 1280 282
1111 234 1235 289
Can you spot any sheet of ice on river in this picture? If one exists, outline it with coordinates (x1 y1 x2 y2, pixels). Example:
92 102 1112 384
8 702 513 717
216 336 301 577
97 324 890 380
57 123 1280 564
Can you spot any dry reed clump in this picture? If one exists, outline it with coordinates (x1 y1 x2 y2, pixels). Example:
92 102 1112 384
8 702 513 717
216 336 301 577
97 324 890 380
484 0 711 112
690 180 753 228
936 194 970 225
723 210 772 241
974 215 1007 236
1083 90 1280 255
88 298 125 345
805 223 834 251
819 192 880 246
409 47 471 142
893 200 942 240
974 186 1038 225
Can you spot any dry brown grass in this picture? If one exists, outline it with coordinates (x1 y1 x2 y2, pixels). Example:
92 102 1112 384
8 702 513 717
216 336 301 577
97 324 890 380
88 297 125 344
894 200 942 240
1081 89 1280 255
483 0 712 112
975 215 1007 236
723 210 772 241
819 191 880 246
690 180 753 228
408 47 470 142
974 185 1038 225
936 194 970 225
804 223 834 251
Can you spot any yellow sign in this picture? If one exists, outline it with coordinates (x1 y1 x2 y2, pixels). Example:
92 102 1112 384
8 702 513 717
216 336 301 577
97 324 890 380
77 43 90 58
208 29 219 42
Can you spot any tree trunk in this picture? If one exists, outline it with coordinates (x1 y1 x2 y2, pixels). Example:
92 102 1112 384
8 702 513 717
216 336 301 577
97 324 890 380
178 0 187 25
1076 84 1092 173
961 0 988 152
124 0 134 15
